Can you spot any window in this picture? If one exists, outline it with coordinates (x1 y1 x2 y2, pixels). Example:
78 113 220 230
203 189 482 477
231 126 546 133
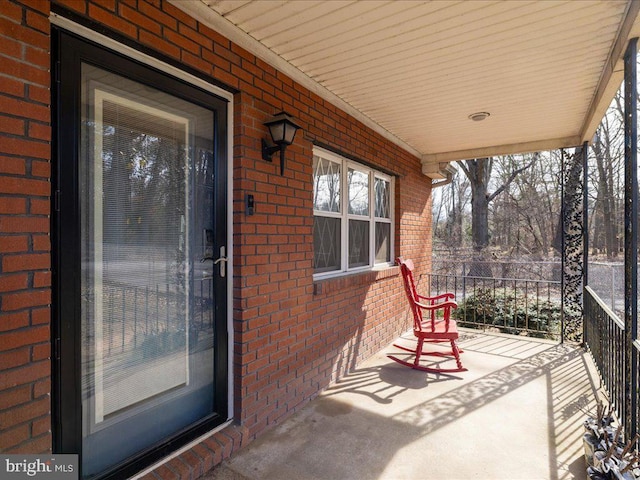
313 147 394 275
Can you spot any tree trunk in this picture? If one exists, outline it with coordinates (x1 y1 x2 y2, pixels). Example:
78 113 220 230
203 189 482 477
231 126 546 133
471 182 490 250
593 135 617 259
460 159 493 276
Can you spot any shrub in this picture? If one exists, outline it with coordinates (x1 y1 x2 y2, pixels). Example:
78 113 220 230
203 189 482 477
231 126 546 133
453 288 562 339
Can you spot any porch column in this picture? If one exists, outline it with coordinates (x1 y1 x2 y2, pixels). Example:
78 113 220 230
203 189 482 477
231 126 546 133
582 142 589 288
623 36 638 440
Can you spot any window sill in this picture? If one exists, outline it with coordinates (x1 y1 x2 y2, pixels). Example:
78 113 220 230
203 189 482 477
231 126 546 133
313 265 400 295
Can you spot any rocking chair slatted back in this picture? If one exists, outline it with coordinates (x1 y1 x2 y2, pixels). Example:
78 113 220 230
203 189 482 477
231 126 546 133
397 257 457 332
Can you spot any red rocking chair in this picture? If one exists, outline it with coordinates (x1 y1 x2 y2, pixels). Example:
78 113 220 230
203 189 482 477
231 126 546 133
388 257 467 373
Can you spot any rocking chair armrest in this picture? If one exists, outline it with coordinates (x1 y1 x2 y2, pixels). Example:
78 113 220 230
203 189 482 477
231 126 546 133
416 292 455 303
414 300 458 311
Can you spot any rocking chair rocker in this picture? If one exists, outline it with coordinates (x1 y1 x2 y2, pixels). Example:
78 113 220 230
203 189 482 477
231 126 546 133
388 257 467 373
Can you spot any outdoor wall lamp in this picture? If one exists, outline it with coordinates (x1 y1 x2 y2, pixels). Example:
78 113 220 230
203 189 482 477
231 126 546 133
262 111 301 175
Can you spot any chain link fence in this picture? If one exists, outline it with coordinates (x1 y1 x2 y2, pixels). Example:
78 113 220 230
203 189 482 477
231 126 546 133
587 261 624 318
434 256 625 320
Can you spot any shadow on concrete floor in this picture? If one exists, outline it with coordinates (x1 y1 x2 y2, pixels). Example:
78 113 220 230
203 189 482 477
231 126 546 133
204 331 603 480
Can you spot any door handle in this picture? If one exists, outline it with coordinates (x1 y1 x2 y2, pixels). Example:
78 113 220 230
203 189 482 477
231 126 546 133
200 246 227 277
213 246 227 278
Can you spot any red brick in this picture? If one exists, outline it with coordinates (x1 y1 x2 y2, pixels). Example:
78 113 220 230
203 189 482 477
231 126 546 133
0 117 25 136
27 84 49 104
31 415 50 436
0 77 25 97
0 177 51 196
0 385 31 410
166 457 191 479
0 136 50 159
0 359 49 390
191 443 215 473
31 342 50 361
3 253 50 272
25 9 49 34
0 424 30 448
212 432 233 459
5 431 51 454
21 0 51 14
0 35 23 60
139 30 181 59
0 311 29 331
0 347 30 369
0 1 23 21
0 157 26 175
179 451 203 479
164 1 197 29
119 3 161 36
2 289 50 311
202 437 223 465
213 67 240 89
138 1 177 30
0 18 48 50
152 464 179 480
30 307 49 325
1 55 49 87
88 3 137 39
0 273 28 292
181 50 210 75
93 0 116 11
0 217 50 234
0 197 26 214
32 234 49 252
25 45 50 70
31 160 50 178
29 198 49 215
29 122 51 142
0 96 49 122
0 325 49 351
33 271 51 288
32 377 50 398
53 0 86 14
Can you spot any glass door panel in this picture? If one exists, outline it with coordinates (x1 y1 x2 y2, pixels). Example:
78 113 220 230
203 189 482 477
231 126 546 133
78 63 220 476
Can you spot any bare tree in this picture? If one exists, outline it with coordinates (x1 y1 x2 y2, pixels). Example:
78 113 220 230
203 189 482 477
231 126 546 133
492 152 560 256
457 156 536 275
590 90 624 259
433 173 470 248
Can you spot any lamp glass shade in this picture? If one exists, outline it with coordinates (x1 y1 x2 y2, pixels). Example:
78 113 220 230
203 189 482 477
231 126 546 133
283 121 298 144
265 111 301 146
268 122 285 144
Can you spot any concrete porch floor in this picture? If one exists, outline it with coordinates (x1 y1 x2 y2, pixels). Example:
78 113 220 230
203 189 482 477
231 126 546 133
205 330 604 480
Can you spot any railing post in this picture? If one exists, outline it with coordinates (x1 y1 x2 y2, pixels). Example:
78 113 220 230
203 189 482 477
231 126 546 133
582 141 589 283
623 37 638 440
582 141 589 344
561 148 565 344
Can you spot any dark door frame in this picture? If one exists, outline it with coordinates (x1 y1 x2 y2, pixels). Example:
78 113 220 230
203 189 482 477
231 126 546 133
51 26 232 479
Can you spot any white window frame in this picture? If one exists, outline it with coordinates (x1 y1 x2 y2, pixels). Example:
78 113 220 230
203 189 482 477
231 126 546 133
313 146 395 279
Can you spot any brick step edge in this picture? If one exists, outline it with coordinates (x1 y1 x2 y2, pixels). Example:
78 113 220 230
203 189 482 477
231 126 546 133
137 422 250 480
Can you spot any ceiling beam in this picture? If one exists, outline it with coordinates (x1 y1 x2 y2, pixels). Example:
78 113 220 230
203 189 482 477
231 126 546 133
421 135 582 165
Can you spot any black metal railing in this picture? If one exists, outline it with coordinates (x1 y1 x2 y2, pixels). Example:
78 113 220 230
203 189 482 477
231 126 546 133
423 273 563 340
584 286 627 428
89 280 214 357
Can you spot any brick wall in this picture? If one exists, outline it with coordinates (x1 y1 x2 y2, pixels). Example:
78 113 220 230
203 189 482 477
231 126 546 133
0 0 433 477
0 0 52 454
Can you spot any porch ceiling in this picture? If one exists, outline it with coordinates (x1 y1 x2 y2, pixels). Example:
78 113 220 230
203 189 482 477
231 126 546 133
171 0 640 174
